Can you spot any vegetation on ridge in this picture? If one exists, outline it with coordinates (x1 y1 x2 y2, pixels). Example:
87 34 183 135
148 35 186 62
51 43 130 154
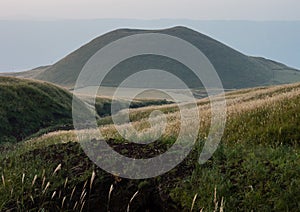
1 82 299 211
0 77 172 144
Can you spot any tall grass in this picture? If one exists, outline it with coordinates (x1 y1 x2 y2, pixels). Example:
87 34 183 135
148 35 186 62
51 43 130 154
1 82 300 211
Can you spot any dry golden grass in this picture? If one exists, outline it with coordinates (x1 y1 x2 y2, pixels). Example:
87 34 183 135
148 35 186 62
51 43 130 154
98 82 300 142
25 82 300 147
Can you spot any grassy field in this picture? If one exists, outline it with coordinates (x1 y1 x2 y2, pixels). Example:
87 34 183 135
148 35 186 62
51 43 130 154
1 82 300 211
0 76 172 145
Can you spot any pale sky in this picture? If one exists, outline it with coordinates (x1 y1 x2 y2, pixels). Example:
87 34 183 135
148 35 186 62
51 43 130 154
1 0 300 20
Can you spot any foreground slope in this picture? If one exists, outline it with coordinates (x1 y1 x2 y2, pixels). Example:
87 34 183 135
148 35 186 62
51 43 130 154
1 82 299 211
33 26 300 89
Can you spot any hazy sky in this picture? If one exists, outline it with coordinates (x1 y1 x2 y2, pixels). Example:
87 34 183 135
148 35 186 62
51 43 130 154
1 0 300 20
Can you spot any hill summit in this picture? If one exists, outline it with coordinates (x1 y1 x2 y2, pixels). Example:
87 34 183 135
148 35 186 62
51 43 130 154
8 26 300 89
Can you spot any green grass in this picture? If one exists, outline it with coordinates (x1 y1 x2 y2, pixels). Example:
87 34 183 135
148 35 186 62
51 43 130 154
170 143 300 211
1 82 300 211
0 77 74 143
224 96 300 147
170 84 300 211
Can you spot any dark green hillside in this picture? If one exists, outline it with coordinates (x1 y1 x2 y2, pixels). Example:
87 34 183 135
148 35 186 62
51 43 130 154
0 77 74 143
0 77 172 143
32 26 300 89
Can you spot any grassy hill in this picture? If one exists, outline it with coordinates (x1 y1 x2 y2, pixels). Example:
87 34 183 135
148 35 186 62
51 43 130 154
1 82 299 211
0 77 171 144
0 77 75 143
10 26 297 89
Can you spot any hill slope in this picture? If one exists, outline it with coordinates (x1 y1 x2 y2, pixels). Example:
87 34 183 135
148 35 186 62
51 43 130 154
0 66 50 78
29 26 300 89
0 82 299 211
0 77 75 143
0 77 171 143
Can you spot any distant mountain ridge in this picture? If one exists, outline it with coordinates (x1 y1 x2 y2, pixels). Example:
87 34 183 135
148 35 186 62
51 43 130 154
4 26 300 89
